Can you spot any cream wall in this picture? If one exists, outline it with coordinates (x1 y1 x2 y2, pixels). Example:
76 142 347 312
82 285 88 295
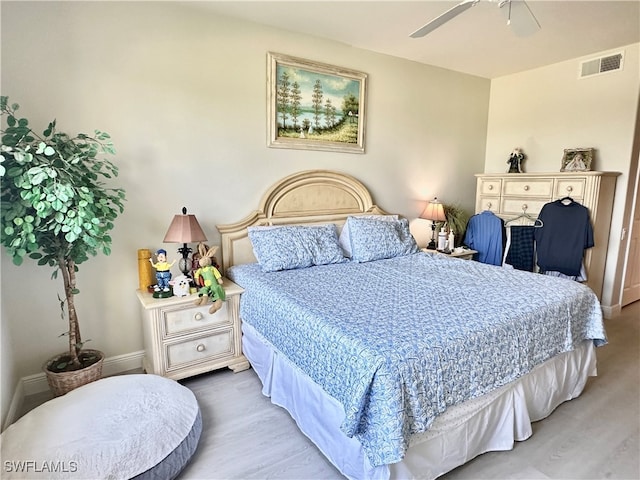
1 289 16 428
0 0 490 419
485 43 640 309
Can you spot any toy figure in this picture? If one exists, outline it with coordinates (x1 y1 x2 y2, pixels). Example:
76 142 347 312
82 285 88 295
150 249 176 294
507 148 525 173
194 244 226 314
191 243 220 279
169 275 191 297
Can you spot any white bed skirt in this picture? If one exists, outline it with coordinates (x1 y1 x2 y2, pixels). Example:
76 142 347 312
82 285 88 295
242 322 597 480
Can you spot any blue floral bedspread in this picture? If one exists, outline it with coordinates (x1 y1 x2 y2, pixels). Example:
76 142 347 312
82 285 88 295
228 252 605 467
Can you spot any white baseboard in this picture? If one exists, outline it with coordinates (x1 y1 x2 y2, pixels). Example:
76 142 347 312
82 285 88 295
22 350 145 396
602 303 622 320
2 381 24 432
3 350 145 429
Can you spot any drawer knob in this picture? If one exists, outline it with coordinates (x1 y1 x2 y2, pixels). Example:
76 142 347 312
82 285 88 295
486 201 492 209
194 312 204 321
523 185 530 191
488 185 494 190
566 186 573 192
196 344 206 352
522 204 528 211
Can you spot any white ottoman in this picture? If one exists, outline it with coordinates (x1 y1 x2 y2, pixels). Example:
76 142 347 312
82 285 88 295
1 374 201 479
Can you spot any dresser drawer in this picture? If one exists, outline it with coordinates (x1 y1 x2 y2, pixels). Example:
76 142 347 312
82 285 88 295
165 329 234 370
162 302 231 338
476 196 500 213
555 178 586 199
502 178 553 197
501 198 548 216
478 178 502 195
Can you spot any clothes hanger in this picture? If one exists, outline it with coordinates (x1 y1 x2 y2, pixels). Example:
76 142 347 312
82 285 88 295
505 209 543 227
558 196 575 205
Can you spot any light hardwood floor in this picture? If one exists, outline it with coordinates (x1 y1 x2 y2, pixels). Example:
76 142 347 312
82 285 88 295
179 300 639 480
17 302 639 479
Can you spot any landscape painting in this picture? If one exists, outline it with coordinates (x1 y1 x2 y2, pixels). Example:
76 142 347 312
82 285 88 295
267 52 367 154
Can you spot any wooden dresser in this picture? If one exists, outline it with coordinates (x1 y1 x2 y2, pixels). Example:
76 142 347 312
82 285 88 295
137 278 249 380
474 171 620 300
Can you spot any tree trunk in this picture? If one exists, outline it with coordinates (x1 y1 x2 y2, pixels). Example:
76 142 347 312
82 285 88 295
59 256 81 368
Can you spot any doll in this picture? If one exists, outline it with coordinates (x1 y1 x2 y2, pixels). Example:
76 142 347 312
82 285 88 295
507 148 525 173
194 244 226 314
149 249 176 293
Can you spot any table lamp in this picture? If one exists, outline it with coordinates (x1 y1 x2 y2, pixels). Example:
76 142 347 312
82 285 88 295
163 207 208 278
420 197 446 250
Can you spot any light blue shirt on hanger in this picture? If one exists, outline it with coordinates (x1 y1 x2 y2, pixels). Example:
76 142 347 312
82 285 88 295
464 211 504 266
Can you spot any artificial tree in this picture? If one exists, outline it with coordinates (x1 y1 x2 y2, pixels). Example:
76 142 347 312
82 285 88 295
0 96 125 378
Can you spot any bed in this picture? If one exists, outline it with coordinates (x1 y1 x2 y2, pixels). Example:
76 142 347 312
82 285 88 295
216 169 606 480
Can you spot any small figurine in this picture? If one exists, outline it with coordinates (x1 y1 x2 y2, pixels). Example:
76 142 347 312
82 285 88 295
170 274 191 297
507 148 525 173
150 249 176 296
194 244 226 314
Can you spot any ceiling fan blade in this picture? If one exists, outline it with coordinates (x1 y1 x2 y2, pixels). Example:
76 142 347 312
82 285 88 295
500 0 541 37
410 0 480 38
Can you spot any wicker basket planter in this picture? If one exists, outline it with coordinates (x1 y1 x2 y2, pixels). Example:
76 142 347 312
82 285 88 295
43 349 105 397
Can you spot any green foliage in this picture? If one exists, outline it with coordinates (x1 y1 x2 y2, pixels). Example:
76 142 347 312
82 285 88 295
0 96 125 269
1 96 126 369
439 203 471 247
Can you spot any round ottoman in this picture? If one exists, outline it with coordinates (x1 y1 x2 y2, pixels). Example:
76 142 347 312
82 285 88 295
1 374 201 479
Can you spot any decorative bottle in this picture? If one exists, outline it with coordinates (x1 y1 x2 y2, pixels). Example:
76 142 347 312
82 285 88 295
437 228 447 251
138 249 155 291
448 231 455 250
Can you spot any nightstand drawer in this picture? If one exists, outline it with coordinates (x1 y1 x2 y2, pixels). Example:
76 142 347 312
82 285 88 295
502 178 553 197
163 302 231 338
165 329 234 370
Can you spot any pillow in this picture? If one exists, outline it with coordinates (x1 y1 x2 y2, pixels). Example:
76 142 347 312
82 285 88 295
338 214 399 257
248 224 347 272
346 216 419 263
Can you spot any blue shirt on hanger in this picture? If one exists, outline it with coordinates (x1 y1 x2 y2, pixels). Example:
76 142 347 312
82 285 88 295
464 211 505 266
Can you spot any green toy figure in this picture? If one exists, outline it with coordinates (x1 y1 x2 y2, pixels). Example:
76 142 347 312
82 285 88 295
194 244 226 314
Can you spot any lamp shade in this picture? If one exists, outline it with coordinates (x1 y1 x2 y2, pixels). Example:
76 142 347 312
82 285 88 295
420 198 446 222
163 207 208 244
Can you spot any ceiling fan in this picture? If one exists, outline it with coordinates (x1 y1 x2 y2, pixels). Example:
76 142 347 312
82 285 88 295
410 0 540 38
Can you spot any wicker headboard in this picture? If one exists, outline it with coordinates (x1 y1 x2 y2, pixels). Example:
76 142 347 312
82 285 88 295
216 169 386 273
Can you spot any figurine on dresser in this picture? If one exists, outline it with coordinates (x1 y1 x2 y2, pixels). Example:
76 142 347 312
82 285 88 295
149 249 176 298
194 244 226 314
507 148 526 173
169 275 191 297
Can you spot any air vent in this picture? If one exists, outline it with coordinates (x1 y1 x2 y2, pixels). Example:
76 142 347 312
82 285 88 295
579 52 624 79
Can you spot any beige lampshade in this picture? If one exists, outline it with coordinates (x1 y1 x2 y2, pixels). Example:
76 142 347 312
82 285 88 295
420 197 446 222
163 207 208 244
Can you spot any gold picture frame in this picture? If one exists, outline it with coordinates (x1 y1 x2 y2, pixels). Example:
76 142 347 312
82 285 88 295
267 52 367 154
561 148 594 172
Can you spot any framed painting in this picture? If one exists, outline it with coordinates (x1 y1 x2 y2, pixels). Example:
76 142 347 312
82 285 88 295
561 148 594 172
267 52 367 154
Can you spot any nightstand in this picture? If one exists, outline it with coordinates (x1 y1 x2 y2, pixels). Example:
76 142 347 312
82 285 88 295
136 277 249 380
422 248 477 261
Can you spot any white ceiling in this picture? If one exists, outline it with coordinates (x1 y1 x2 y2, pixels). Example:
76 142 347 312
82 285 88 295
190 0 640 78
